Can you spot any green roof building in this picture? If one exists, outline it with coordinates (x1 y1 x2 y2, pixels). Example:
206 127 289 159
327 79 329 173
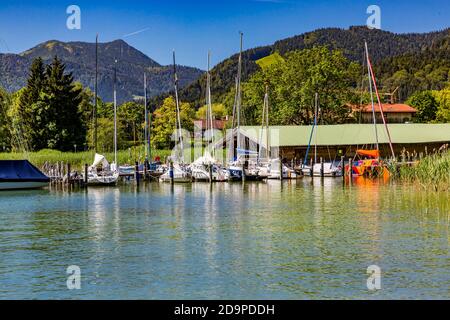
221 124 450 161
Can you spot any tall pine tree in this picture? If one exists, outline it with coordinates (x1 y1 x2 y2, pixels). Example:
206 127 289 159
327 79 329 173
39 56 84 151
17 57 46 147
17 56 85 151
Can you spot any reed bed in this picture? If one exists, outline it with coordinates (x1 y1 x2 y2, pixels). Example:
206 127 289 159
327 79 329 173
391 150 450 191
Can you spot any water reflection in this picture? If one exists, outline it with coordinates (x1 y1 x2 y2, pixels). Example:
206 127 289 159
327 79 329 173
0 179 448 299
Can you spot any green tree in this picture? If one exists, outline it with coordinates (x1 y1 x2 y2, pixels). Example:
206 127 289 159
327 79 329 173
76 83 94 130
87 117 125 152
15 58 46 149
20 57 46 107
13 57 86 151
151 96 195 149
241 46 359 125
433 87 450 123
0 88 11 151
8 89 32 151
118 101 145 144
38 57 84 151
406 91 438 123
195 103 227 120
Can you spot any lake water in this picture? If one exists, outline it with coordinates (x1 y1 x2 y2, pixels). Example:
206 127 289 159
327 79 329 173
0 179 449 300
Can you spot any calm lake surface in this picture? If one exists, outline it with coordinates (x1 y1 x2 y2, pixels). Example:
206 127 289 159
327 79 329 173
0 179 449 300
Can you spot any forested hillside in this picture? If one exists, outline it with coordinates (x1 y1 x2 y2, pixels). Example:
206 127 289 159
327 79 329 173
164 26 450 109
376 36 450 101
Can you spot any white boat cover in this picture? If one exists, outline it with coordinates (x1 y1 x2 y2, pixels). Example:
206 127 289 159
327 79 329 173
192 151 216 165
91 154 111 170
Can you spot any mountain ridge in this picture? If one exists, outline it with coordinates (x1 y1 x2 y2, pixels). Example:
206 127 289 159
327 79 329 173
0 39 204 103
172 26 450 108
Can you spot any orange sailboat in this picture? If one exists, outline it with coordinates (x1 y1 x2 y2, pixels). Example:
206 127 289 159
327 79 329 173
346 42 395 177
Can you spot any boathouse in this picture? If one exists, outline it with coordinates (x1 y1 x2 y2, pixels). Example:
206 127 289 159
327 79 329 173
219 123 450 161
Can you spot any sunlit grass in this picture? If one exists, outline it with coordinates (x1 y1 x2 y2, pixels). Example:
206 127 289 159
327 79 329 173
391 150 450 191
0 149 172 170
0 147 229 171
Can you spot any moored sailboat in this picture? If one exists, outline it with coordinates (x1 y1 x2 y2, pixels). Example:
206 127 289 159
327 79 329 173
85 57 119 186
159 51 192 183
301 93 342 177
256 86 299 179
346 42 395 177
227 33 263 181
191 52 227 182
86 153 119 186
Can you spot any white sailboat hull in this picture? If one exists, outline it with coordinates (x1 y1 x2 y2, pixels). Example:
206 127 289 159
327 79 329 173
160 165 192 183
259 159 299 180
86 172 119 186
301 163 342 177
191 166 228 182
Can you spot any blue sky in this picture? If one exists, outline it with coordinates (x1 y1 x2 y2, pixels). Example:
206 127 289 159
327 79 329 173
0 0 449 68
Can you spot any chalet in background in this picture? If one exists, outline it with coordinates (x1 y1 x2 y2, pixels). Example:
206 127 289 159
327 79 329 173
353 103 418 124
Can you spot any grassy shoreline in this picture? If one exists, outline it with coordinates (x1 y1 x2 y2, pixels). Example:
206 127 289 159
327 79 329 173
0 149 173 171
0 148 228 171
393 150 450 191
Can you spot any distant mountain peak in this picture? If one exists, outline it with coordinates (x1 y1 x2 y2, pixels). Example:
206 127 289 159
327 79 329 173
1 39 204 103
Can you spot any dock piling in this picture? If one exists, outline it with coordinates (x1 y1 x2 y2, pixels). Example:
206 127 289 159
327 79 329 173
84 164 88 185
67 163 71 185
348 158 353 177
169 161 174 184
144 160 149 181
209 164 213 183
320 157 324 178
279 157 283 181
135 161 140 185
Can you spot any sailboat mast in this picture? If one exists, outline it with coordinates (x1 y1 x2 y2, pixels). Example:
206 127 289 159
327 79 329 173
266 86 270 159
144 72 148 159
259 85 270 160
366 44 396 159
365 41 379 152
173 51 184 162
113 58 118 166
236 32 243 154
94 34 98 153
259 88 266 160
148 109 152 163
206 51 215 158
314 92 318 164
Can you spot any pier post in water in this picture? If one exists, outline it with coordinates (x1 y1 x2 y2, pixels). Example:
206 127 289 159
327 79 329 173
279 157 283 181
84 164 88 185
67 163 71 185
144 159 148 181
135 161 140 185
209 164 213 183
169 161 174 185
310 158 314 177
341 156 345 178
348 158 353 177
320 157 324 178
